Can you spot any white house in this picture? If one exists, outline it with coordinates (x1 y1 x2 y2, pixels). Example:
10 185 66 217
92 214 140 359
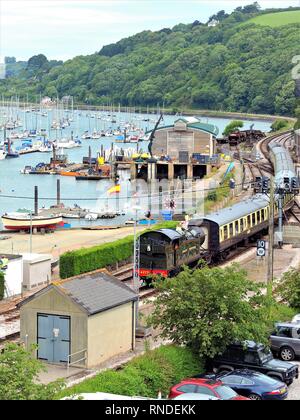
208 19 219 27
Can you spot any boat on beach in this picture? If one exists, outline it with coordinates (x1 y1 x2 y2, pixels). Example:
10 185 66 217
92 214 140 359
1 214 63 231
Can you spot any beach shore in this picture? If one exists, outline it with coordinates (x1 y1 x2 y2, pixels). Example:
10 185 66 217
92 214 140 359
0 226 143 256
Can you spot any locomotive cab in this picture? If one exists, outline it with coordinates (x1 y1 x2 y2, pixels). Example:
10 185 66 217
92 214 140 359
139 227 205 279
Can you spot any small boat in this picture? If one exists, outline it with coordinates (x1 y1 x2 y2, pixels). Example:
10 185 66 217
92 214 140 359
85 213 98 221
6 151 20 158
62 214 80 219
60 171 81 177
0 150 6 160
20 165 33 174
2 214 63 231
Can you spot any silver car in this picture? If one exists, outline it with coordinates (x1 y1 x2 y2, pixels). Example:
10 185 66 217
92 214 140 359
270 323 300 361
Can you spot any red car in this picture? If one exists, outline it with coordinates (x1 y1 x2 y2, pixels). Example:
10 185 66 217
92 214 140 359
169 378 249 400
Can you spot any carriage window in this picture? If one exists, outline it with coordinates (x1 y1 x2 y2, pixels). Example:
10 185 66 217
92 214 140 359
247 215 251 228
235 221 239 234
224 225 228 240
261 209 265 221
257 211 261 223
240 218 244 231
220 228 224 241
229 223 234 236
252 213 256 225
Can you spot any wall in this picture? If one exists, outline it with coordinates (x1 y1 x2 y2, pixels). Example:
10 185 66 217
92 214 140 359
87 301 135 368
152 127 212 160
20 287 87 361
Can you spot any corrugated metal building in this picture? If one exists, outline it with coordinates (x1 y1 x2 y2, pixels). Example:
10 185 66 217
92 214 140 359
19 271 138 368
151 117 218 160
132 117 220 180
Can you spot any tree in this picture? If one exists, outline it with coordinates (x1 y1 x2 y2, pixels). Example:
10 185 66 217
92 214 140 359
294 105 300 130
223 120 244 136
0 343 64 400
27 54 48 72
274 268 300 310
149 266 268 358
270 119 289 132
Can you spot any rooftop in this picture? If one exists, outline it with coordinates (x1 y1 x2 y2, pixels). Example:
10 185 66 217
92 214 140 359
19 270 138 316
146 116 219 137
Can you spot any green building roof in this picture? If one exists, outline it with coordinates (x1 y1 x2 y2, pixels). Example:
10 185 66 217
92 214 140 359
146 117 219 137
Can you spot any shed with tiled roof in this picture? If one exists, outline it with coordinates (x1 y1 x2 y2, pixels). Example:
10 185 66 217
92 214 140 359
18 270 138 368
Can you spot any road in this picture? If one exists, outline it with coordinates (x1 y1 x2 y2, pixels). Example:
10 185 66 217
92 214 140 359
287 361 300 400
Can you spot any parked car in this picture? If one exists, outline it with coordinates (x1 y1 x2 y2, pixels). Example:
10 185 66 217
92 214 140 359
173 393 220 401
270 322 300 361
198 370 288 400
168 378 249 400
209 341 298 385
292 314 300 324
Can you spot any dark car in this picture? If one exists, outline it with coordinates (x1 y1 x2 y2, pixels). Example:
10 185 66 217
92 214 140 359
209 341 298 385
198 370 288 400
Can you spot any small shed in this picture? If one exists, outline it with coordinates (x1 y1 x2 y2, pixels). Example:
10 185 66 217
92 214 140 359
22 253 52 291
19 271 138 368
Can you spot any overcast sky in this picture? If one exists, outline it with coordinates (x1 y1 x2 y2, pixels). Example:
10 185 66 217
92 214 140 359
0 0 299 61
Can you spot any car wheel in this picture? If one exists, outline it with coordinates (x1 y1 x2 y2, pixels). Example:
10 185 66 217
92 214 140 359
249 393 262 401
280 346 295 361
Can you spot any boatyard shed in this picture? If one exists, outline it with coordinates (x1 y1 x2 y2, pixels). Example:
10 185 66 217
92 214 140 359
19 271 138 368
151 117 218 160
132 117 220 180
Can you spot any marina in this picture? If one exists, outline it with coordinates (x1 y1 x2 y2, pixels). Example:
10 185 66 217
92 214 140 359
0 102 272 230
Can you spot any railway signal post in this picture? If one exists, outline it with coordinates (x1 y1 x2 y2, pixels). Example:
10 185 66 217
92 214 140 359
267 177 275 300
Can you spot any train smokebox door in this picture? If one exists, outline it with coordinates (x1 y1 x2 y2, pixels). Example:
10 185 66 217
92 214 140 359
37 314 70 364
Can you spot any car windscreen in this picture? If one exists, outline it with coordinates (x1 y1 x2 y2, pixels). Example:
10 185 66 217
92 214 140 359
258 347 273 363
214 386 237 400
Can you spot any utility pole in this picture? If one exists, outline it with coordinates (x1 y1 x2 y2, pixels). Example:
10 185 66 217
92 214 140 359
267 177 275 300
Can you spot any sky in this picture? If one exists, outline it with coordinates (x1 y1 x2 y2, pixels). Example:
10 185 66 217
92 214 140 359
0 0 299 62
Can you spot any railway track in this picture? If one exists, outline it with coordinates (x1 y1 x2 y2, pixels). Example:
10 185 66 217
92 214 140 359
244 131 294 185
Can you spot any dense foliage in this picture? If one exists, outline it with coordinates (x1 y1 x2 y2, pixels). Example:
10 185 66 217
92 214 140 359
223 120 244 136
1 6 300 116
270 119 289 132
60 345 203 399
59 221 177 278
0 271 5 300
0 343 63 400
60 235 134 278
275 268 300 310
149 265 271 358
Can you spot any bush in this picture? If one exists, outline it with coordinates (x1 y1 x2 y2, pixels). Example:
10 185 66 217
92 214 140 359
223 120 244 136
274 268 300 310
60 345 203 399
0 271 5 300
271 119 289 132
59 221 178 278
